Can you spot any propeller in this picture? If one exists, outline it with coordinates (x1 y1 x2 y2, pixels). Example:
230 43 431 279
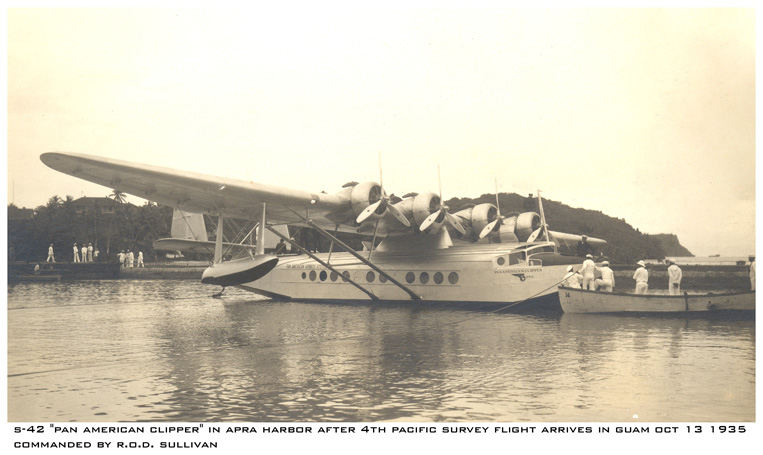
478 179 505 239
527 189 550 242
419 166 466 235
355 153 411 227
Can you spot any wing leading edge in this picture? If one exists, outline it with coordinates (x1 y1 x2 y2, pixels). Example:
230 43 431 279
40 152 347 224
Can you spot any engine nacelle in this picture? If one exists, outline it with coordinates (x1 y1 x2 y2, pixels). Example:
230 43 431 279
515 212 541 241
350 181 383 220
468 203 499 237
412 192 443 232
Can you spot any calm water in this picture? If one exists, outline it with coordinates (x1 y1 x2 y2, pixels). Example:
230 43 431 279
7 280 755 422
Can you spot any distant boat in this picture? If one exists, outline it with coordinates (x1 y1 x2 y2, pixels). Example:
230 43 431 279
558 286 755 314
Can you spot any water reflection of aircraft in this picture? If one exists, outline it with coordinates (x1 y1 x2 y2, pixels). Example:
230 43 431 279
41 152 605 307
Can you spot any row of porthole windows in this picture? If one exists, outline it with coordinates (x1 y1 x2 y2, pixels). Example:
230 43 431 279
300 270 460 285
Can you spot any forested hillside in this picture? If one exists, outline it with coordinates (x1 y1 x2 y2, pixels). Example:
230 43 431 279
9 192 692 265
446 192 693 264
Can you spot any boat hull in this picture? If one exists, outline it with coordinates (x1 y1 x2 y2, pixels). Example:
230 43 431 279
558 286 756 314
236 247 580 307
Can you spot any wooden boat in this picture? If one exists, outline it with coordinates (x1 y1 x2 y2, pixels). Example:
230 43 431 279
558 286 755 314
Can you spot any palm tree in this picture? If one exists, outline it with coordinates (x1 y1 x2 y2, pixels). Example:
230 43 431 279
106 190 126 254
109 190 126 204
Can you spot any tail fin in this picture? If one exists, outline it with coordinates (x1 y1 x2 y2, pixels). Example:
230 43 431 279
171 209 208 242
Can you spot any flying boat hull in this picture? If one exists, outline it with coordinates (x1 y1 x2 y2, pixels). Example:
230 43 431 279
237 244 579 307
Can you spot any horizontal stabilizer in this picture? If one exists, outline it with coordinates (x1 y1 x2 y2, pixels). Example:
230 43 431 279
153 238 255 255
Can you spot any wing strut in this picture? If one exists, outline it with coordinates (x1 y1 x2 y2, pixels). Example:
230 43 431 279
214 214 224 264
264 226 379 301
304 219 421 301
256 202 267 256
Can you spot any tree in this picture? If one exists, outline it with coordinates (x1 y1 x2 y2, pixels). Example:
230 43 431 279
106 191 126 254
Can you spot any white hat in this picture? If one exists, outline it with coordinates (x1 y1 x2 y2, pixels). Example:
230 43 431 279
586 254 593 259
602 260 609 266
567 265 573 272
637 260 646 267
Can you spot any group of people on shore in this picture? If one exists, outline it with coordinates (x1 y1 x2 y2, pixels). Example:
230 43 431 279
118 250 144 268
562 255 756 294
45 244 145 268
45 243 100 263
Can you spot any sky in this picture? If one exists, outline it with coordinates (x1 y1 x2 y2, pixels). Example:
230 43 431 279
5 6 756 257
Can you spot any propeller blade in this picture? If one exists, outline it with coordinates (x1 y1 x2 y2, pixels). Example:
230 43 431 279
419 210 441 232
527 227 541 242
356 200 382 224
445 212 466 236
479 219 499 239
387 204 411 227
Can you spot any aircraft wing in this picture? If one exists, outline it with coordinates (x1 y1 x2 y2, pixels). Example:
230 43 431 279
40 152 347 224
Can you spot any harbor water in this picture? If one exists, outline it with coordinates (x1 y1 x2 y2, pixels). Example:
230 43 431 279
7 280 755 422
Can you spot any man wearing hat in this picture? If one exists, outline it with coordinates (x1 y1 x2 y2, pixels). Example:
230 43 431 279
633 260 649 294
595 260 615 292
72 243 80 263
562 265 582 289
580 254 597 290
666 259 682 295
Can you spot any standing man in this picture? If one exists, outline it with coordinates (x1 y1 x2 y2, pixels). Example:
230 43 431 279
47 244 55 262
633 260 649 294
137 251 144 267
595 260 615 292
666 259 682 295
94 248 100 262
73 243 80 262
87 243 94 262
749 256 755 291
580 254 596 290
81 244 88 263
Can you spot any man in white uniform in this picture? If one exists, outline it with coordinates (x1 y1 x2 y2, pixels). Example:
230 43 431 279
562 266 582 289
73 243 80 262
595 260 615 292
580 254 596 290
633 260 649 294
81 244 88 263
749 256 755 291
666 259 682 295
47 244 55 262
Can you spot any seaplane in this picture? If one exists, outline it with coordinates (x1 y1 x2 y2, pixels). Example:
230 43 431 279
40 152 606 309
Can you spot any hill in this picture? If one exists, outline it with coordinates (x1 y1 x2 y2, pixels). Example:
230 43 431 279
649 234 694 257
446 193 693 264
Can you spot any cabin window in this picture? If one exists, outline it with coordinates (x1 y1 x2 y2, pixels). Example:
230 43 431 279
342 271 350 282
448 272 459 284
301 272 307 280
379 274 388 283
496 256 506 266
405 272 415 284
434 272 444 284
420 272 429 284
330 271 338 282
508 252 525 265
366 271 375 283
309 270 317 281
320 271 327 282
